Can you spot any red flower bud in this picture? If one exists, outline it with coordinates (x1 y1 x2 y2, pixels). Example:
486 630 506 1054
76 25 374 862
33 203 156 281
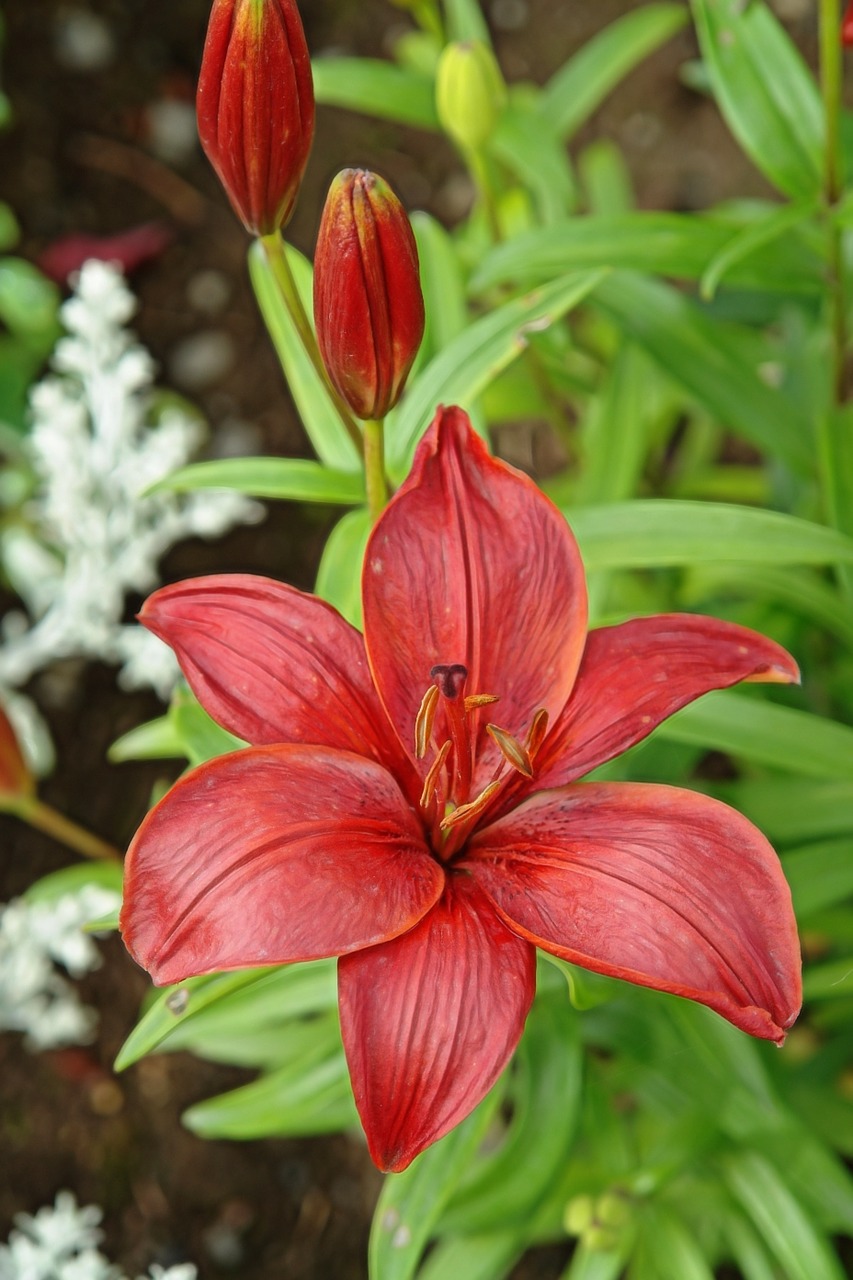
313 169 425 420
0 705 33 804
196 0 315 236
844 1 853 46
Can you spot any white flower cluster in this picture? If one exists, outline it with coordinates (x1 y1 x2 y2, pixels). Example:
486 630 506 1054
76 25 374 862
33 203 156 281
0 260 260 700
0 885 121 1050
0 1192 197 1280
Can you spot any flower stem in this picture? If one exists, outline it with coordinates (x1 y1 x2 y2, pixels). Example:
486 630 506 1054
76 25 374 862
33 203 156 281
818 0 853 597
363 418 389 522
9 796 122 862
259 232 364 456
467 146 502 243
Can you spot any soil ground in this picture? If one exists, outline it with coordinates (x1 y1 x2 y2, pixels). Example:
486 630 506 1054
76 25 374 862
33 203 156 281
0 1 814 1275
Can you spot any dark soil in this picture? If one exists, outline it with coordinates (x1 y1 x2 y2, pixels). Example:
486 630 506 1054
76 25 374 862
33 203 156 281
0 1 809 1275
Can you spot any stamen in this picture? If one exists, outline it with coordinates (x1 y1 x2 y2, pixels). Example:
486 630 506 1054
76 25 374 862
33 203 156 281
487 724 533 778
414 684 440 758
430 662 468 700
440 780 502 831
419 740 452 810
464 693 499 711
525 708 549 761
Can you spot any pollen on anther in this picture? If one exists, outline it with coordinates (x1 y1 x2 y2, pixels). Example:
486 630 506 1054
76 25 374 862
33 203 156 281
487 724 533 777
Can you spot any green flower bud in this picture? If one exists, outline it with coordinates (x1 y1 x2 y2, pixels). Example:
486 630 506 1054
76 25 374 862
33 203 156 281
435 40 506 151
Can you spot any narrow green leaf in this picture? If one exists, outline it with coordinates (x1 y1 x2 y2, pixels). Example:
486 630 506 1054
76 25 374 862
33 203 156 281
572 345 661 506
314 506 371 628
412 211 469 355
802 959 853 1003
716 779 853 846
183 1051 356 1139
568 501 853 570
171 688 244 767
658 690 853 780
684 565 853 649
247 240 360 473
690 0 823 201
0 258 60 335
700 198 820 299
722 1151 845 1280
108 715 183 763
593 273 813 472
491 102 577 224
155 457 365 505
387 271 605 476
541 4 688 140
473 213 822 295
783 840 853 918
416 1233 523 1280
559 1244 626 1280
115 969 276 1071
368 1083 506 1280
24 860 124 904
634 1205 715 1280
312 58 439 129
0 202 19 251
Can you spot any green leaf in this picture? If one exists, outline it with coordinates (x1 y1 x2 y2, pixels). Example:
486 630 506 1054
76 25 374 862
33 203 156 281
783 839 853 918
312 58 439 129
314 506 371 628
472 213 823 295
0 258 59 336
593 274 812 473
491 102 577 224
700 198 820 299
0 202 19 252
368 1083 506 1280
416 1233 524 1280
571 345 661 506
155 457 365 505
170 688 245 766
437 989 582 1234
634 1204 715 1280
108 715 183 763
24 860 124 904
559 1244 626 1280
690 0 823 201
658 690 853 780
387 271 605 476
541 4 688 140
412 211 469 356
683 565 853 649
567 500 853 570
721 1151 845 1280
717 779 853 846
247 240 360 472
115 969 277 1071
183 1048 356 1138
802 959 853 1003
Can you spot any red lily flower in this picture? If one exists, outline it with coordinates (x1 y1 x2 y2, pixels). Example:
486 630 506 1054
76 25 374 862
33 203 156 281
121 406 802 1172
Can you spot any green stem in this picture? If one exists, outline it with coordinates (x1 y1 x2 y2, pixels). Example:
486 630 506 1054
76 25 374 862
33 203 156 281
259 232 364 456
819 0 846 402
818 0 853 598
467 146 502 243
10 796 121 862
363 418 389 522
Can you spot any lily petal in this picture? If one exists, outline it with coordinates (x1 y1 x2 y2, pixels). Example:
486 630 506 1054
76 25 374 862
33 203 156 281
121 745 443 985
535 615 800 788
140 575 398 767
363 406 587 768
464 783 801 1042
338 873 536 1172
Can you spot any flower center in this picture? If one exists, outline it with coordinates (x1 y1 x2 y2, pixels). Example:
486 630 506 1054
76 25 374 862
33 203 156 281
414 662 548 859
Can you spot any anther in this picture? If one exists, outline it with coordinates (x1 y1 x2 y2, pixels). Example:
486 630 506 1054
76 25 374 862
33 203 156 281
525 708 549 761
464 693 500 712
420 740 452 810
430 662 468 700
487 724 533 777
440 780 502 831
414 684 440 758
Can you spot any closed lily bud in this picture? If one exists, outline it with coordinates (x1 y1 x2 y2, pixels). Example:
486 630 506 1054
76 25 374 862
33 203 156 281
0 704 33 805
436 40 507 151
196 0 315 236
843 1 853 46
314 169 425 420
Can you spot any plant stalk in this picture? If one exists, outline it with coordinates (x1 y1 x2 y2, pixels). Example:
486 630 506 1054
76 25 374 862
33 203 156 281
259 232 364 455
9 796 122 863
363 418 389 522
